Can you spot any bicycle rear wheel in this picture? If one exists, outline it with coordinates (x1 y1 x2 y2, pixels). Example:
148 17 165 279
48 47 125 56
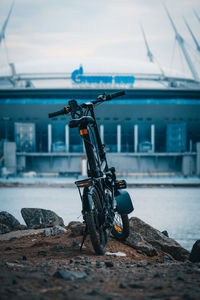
111 212 129 241
85 186 107 255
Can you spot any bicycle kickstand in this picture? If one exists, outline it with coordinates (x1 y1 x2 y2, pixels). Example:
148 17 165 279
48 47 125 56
80 225 88 252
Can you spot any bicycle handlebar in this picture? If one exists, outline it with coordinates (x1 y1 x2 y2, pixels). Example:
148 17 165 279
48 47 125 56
93 90 125 104
48 91 125 118
48 106 70 118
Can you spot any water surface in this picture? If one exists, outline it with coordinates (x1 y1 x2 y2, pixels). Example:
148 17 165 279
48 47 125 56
0 187 199 251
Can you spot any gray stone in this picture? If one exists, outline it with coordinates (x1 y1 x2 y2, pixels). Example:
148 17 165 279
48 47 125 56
127 231 157 257
67 221 85 236
128 217 189 261
189 240 200 263
51 245 64 251
105 261 114 267
21 208 64 229
87 288 101 296
53 270 86 281
0 223 10 234
162 230 169 237
44 225 67 237
37 251 47 257
129 282 144 289
0 211 21 233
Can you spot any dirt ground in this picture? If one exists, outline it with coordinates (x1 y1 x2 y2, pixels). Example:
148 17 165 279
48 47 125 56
0 229 200 300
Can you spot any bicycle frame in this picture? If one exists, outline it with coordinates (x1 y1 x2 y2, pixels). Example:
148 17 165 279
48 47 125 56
79 103 107 178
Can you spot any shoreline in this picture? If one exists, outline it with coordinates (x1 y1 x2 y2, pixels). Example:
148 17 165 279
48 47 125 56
1 176 200 188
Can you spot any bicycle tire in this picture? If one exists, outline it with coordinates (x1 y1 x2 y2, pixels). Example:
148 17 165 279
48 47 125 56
85 186 107 255
111 213 129 241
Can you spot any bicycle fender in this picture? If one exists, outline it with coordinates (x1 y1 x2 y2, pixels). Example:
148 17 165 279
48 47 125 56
115 190 134 215
82 188 93 212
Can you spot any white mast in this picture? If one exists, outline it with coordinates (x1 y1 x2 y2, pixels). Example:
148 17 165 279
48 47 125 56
184 17 200 53
164 5 199 82
194 10 200 24
140 24 154 63
0 1 15 45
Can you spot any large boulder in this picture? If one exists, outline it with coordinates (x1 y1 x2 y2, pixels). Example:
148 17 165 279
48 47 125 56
67 221 85 236
189 240 200 263
127 231 157 257
21 208 64 229
0 211 23 234
127 217 189 261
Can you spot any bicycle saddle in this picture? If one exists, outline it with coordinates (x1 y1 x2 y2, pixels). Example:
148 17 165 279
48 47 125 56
69 116 94 128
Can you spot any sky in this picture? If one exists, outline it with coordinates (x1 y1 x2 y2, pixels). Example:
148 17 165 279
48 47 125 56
0 0 200 77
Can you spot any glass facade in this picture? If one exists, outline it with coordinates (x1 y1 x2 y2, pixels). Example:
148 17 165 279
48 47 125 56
0 96 200 154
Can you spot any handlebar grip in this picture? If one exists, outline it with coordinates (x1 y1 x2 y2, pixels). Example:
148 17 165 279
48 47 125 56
48 107 67 118
106 90 125 100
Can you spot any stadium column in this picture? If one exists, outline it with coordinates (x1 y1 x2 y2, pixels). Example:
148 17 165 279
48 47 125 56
117 125 121 153
65 124 69 152
48 124 52 152
134 125 138 152
197 142 200 175
100 125 104 144
151 124 155 152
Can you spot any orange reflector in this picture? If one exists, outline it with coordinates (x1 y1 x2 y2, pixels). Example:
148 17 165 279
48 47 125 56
65 106 69 111
78 181 91 187
80 129 88 135
114 225 122 232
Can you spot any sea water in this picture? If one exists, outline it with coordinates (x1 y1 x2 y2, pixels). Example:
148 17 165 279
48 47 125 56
0 187 199 251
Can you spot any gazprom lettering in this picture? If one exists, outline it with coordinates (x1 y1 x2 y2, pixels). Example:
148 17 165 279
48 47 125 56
71 66 134 85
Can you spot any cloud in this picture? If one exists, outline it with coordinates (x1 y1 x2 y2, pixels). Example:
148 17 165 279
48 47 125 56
0 0 200 78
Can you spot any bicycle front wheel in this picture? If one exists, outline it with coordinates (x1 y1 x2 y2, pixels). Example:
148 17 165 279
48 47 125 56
111 212 129 241
85 186 107 255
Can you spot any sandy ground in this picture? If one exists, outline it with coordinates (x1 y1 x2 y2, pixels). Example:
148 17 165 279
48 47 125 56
0 228 200 300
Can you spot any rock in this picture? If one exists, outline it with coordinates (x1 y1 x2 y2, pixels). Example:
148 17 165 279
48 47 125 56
162 230 169 237
177 275 185 281
21 208 64 229
87 288 101 296
37 251 47 257
4 247 12 251
53 270 86 281
0 211 21 233
67 221 85 236
72 240 79 247
127 231 157 257
119 283 128 289
128 217 189 261
51 245 64 251
44 225 67 237
9 237 17 242
129 282 144 289
105 261 114 268
189 240 200 263
0 224 10 234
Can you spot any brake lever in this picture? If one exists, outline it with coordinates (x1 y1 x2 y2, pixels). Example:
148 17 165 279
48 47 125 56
97 92 106 101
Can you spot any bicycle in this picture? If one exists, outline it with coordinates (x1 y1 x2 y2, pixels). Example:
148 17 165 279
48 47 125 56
48 91 134 255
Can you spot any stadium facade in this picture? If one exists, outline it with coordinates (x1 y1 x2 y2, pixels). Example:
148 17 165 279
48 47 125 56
1 85 200 177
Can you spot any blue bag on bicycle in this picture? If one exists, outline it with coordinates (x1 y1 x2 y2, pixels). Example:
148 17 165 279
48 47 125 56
115 190 134 215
